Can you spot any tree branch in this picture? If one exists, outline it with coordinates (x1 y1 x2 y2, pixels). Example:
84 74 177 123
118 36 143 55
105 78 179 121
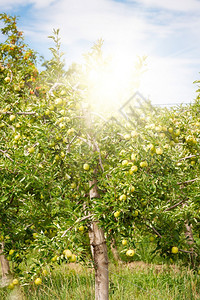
78 136 92 147
0 111 35 115
61 214 94 237
146 223 162 238
93 139 104 172
0 149 14 162
163 199 187 212
48 82 65 97
178 249 194 254
178 155 197 161
177 178 199 185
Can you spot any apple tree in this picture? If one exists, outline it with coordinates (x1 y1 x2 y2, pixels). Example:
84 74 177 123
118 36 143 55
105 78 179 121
0 13 199 300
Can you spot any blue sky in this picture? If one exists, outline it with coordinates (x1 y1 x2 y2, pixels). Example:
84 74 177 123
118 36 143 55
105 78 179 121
0 0 200 105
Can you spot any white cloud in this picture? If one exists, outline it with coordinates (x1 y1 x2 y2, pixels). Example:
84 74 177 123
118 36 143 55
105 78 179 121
132 0 200 12
0 0 199 104
0 0 55 9
140 56 199 104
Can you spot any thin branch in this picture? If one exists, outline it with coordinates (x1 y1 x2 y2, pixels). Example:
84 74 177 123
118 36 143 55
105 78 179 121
0 111 35 115
93 139 104 172
48 82 64 97
78 136 92 147
163 199 187 212
8 68 13 82
178 249 193 254
151 226 162 239
61 214 94 237
178 155 198 161
0 149 14 162
177 178 199 185
146 224 162 238
91 111 107 122
33 142 39 148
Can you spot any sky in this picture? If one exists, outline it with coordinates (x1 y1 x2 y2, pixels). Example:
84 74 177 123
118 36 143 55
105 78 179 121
0 0 200 106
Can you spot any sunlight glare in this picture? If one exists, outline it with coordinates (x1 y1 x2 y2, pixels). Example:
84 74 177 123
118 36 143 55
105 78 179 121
84 52 143 115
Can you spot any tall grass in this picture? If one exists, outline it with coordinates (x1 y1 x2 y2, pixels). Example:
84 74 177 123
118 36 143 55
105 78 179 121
1 262 199 300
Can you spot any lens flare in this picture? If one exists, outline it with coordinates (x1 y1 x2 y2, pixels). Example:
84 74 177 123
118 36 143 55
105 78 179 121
82 52 146 115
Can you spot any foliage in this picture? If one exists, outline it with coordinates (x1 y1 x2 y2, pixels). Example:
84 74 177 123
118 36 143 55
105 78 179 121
0 13 199 291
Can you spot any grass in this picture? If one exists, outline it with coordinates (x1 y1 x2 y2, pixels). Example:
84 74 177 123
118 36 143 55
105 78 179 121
1 261 199 300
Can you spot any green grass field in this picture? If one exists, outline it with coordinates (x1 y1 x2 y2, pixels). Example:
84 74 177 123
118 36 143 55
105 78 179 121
1 261 199 300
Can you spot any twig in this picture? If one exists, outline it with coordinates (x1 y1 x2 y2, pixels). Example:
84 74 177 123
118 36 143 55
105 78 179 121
66 135 78 153
93 139 104 172
0 149 14 162
178 155 198 161
78 136 92 147
163 199 187 212
177 178 199 185
61 214 94 237
48 82 65 97
178 249 193 254
91 111 107 122
0 111 35 115
146 224 162 238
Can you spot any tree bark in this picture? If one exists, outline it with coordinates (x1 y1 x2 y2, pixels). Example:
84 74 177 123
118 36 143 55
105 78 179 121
89 179 109 300
0 242 10 286
111 237 121 263
182 203 195 266
184 222 195 265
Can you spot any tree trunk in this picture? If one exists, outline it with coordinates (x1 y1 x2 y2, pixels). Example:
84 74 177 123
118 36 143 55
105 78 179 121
182 203 195 265
0 242 10 286
111 237 121 263
89 179 109 300
184 222 195 265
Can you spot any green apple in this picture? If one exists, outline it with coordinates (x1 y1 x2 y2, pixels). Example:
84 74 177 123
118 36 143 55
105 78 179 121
122 160 128 166
140 161 148 168
70 254 76 262
4 76 11 82
171 246 178 254
156 148 163 155
133 210 139 217
71 182 76 189
119 194 126 201
14 133 20 140
149 236 155 242
42 269 48 276
131 153 136 161
63 249 72 258
28 147 35 154
9 115 15 121
9 249 15 255
114 211 120 218
83 163 90 171
126 249 135 256
8 283 15 290
51 255 58 262
78 225 84 232
67 128 75 135
34 278 42 285
32 233 38 239
122 239 127 246
130 186 135 193
168 127 173 133
130 165 138 172
174 129 180 136
12 279 19 285
55 98 63 105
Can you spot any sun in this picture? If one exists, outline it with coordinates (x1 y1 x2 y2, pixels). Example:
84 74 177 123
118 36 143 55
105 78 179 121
81 46 146 116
